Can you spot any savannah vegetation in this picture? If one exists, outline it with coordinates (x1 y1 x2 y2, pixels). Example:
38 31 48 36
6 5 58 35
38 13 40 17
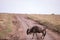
0 13 60 39
0 14 18 39
27 14 60 34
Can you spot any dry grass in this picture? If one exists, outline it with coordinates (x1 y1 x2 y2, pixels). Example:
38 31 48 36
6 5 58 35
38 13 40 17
0 14 24 39
0 13 60 39
27 14 60 33
0 13 21 39
0 14 13 39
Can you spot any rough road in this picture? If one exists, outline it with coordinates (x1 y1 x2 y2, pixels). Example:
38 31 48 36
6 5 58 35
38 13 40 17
15 15 60 40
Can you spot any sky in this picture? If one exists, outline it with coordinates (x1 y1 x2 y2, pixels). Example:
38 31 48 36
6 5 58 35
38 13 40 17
0 0 60 14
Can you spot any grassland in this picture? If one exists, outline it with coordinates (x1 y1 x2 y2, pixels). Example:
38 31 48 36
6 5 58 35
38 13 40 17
0 14 60 39
0 14 22 39
27 14 60 33
0 14 14 39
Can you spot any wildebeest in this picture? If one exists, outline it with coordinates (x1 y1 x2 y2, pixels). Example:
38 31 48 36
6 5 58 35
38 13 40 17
26 26 46 39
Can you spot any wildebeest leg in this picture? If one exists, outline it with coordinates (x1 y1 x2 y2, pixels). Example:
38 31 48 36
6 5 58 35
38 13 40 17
41 30 46 39
32 33 34 39
36 33 38 39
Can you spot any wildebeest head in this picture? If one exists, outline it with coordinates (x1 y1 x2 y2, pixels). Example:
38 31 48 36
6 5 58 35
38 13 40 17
27 28 31 35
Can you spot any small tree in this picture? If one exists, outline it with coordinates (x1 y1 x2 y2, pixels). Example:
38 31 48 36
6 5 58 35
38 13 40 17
51 13 55 15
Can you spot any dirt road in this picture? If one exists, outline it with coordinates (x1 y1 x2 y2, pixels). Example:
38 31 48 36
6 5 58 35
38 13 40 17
15 15 60 40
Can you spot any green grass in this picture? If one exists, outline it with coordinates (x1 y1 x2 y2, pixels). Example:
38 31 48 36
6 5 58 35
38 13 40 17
0 28 11 39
